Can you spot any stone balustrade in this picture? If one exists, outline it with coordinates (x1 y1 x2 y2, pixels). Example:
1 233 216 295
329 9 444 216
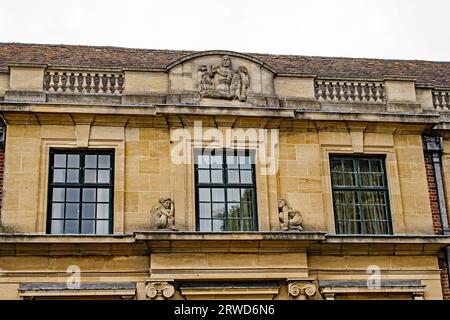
433 90 450 111
44 70 124 95
314 80 385 103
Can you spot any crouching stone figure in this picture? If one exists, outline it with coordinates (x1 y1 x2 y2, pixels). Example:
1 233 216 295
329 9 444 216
150 197 178 231
278 199 303 231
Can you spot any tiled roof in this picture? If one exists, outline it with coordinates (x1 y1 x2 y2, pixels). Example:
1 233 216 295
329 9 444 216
1 42 449 87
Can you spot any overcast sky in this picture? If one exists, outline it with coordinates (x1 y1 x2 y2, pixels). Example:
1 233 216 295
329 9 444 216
1 0 449 61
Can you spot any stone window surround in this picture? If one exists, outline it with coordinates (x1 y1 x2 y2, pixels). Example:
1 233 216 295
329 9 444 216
170 126 278 231
321 146 405 235
37 136 125 234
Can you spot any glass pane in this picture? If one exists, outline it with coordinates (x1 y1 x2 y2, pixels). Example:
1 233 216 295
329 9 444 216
53 169 66 183
96 220 109 234
227 170 239 183
66 169 79 183
52 203 64 219
211 188 224 202
54 154 66 168
331 173 343 186
241 188 253 202
85 155 97 168
98 155 110 168
81 220 95 234
51 220 64 234
242 219 253 231
242 202 253 218
228 203 240 218
370 160 383 173
240 170 252 184
342 160 355 186
198 170 210 183
359 160 370 172
210 155 222 169
228 219 241 231
64 220 79 234
212 219 225 231
227 188 240 202
199 188 210 202
67 154 80 168
52 188 65 201
66 188 80 202
360 173 372 186
211 170 223 183
333 191 345 206
199 219 212 231
212 203 225 219
84 169 97 183
199 203 211 219
365 220 388 235
97 204 109 219
82 188 96 202
331 159 342 172
66 203 80 219
226 155 238 169
98 170 110 183
82 203 95 219
342 160 354 172
97 189 109 202
239 156 251 169
197 155 210 168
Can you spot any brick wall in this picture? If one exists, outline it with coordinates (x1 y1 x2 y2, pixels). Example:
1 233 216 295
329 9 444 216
424 152 450 299
0 147 4 212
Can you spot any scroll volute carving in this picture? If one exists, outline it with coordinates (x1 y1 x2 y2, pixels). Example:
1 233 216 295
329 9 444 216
146 282 175 300
288 282 316 300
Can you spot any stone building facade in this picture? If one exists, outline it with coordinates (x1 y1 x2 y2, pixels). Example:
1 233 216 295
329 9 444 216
0 43 449 299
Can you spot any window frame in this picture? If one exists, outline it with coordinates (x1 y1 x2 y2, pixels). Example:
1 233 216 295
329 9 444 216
46 149 115 235
330 155 393 235
194 148 259 232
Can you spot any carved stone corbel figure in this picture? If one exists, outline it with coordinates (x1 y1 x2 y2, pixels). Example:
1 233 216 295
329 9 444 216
150 197 178 231
278 199 303 231
197 55 250 102
146 282 175 300
288 281 316 300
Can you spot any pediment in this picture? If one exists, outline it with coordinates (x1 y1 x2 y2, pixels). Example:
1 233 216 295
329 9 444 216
167 51 276 105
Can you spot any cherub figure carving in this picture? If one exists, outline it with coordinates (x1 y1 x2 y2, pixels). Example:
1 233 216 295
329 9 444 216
150 197 177 231
278 199 303 231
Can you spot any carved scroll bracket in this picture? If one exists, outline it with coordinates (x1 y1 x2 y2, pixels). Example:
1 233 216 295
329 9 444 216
288 281 316 300
146 282 175 300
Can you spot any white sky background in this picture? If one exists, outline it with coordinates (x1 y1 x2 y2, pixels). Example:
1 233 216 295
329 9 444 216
0 0 449 61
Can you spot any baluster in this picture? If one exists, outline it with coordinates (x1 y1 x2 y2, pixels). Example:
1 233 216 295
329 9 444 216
443 93 449 111
91 73 96 93
61 72 67 92
56 72 63 93
367 83 374 102
81 73 88 94
85 73 91 93
357 83 364 101
73 73 80 93
432 93 439 110
374 83 381 102
110 75 116 94
48 72 55 92
342 82 349 101
318 82 325 100
118 75 124 94
106 74 112 94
